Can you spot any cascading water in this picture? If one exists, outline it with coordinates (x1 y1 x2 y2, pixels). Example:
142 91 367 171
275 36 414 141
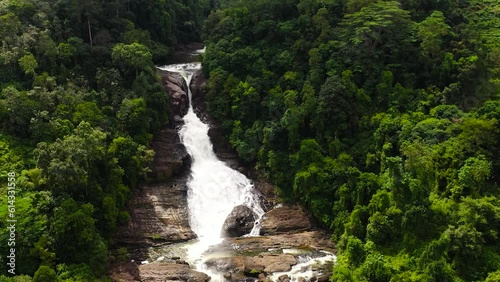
157 62 264 277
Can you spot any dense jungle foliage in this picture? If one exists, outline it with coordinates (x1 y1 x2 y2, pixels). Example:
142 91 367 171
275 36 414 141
0 0 210 280
202 0 500 281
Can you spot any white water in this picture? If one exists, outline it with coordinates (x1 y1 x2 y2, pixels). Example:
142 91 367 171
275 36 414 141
157 62 264 276
268 251 336 281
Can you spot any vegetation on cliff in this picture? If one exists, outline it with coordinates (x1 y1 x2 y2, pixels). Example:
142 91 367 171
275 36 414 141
202 0 500 280
0 0 211 280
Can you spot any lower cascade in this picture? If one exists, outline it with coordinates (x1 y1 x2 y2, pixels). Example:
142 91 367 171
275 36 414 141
156 59 336 281
180 76 264 245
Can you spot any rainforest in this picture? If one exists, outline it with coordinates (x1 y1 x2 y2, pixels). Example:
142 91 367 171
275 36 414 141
0 0 499 281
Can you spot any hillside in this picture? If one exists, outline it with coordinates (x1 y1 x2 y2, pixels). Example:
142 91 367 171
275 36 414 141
201 0 500 280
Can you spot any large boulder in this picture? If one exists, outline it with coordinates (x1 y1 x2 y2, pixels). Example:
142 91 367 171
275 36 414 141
221 205 257 237
246 254 297 273
205 254 297 275
260 205 315 235
159 70 188 119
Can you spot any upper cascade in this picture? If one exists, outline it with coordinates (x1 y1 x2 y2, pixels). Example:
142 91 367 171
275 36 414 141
157 63 201 105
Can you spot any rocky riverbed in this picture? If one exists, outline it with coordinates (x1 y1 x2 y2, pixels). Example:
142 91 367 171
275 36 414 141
108 45 336 282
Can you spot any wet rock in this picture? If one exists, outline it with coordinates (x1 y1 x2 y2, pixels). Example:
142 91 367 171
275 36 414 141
317 275 330 282
260 205 315 235
175 260 189 265
252 175 278 211
200 221 335 280
221 205 257 237
257 273 274 282
205 254 297 276
208 126 233 155
278 274 290 282
223 272 232 280
174 115 184 123
253 254 297 273
191 69 206 111
138 263 210 282
108 262 140 282
210 231 335 254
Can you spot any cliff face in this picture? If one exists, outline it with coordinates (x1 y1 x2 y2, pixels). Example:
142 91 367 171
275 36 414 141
113 70 196 257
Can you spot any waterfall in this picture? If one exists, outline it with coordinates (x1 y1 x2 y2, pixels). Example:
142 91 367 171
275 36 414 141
157 58 336 281
158 63 264 274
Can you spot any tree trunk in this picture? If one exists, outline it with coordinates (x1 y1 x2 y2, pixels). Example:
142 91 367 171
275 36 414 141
87 16 93 47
